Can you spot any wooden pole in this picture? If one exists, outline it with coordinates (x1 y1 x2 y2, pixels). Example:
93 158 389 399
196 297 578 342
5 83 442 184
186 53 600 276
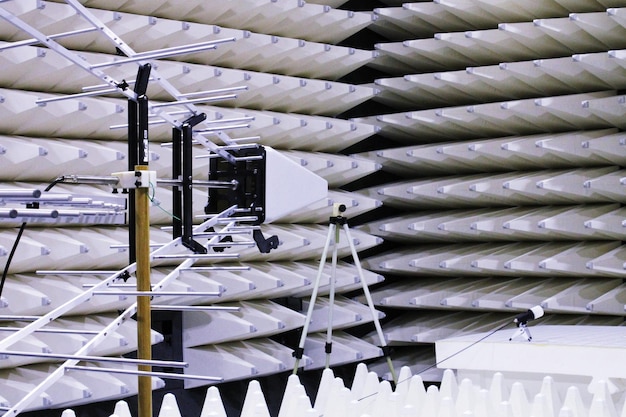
135 164 152 417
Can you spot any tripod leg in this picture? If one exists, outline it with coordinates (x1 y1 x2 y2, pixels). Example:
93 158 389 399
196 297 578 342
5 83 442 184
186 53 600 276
520 325 532 341
342 223 397 384
325 224 339 369
292 223 335 374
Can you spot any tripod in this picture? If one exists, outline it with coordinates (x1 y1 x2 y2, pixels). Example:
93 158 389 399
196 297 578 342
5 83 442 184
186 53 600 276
292 204 397 384
509 322 533 342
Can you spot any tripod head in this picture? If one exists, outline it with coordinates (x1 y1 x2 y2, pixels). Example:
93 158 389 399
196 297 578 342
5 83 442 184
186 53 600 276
330 203 348 225
332 203 347 217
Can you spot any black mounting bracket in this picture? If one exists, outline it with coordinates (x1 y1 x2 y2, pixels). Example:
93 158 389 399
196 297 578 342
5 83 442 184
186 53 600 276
172 113 208 254
205 145 279 254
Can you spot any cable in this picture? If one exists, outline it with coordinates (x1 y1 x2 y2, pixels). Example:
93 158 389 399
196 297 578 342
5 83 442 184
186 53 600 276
1 177 65 299
413 320 511 377
148 182 181 221
44 176 64 192
357 320 512 402
0 222 26 300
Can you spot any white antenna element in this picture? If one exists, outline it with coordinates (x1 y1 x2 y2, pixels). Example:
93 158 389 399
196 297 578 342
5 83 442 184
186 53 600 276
514 305 545 325
263 147 328 223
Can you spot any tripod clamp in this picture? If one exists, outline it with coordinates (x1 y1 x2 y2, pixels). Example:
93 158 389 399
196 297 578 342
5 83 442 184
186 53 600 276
329 215 347 226
292 346 305 360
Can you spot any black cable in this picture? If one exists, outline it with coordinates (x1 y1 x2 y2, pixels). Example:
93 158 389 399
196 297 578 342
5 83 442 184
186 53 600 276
357 320 512 402
0 178 64 299
44 176 64 192
0 222 27 299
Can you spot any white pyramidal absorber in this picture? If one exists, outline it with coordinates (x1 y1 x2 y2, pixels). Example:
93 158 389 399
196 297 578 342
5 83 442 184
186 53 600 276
53 364 626 417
